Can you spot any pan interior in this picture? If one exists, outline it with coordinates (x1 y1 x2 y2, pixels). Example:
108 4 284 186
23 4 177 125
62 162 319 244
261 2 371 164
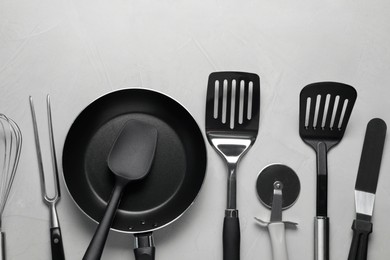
85 114 186 211
63 89 206 233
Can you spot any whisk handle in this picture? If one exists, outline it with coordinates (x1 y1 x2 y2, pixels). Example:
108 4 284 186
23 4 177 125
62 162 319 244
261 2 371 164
0 232 6 260
51 227 65 260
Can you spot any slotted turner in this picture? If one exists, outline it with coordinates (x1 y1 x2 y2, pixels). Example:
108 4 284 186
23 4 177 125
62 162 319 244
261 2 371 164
299 82 357 260
206 71 260 260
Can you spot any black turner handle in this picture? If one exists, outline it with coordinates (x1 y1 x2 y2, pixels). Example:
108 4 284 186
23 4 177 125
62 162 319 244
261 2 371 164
223 210 240 260
348 118 386 260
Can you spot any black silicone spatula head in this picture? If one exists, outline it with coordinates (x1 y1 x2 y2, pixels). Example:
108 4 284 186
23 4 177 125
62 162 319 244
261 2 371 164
108 120 158 181
83 119 158 260
299 82 357 150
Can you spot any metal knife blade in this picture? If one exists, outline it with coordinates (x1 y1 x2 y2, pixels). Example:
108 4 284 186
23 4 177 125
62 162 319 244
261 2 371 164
354 118 386 220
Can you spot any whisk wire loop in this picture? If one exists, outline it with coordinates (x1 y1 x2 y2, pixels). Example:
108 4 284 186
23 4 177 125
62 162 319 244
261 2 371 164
0 114 22 226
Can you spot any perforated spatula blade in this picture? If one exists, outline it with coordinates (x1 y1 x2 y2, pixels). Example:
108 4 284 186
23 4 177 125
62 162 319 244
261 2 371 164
206 72 260 134
299 82 357 260
299 82 357 146
205 71 260 260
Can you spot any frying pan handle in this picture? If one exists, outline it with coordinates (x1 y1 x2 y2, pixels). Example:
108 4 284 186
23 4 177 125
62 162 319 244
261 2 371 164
223 210 240 260
134 233 155 260
347 219 372 260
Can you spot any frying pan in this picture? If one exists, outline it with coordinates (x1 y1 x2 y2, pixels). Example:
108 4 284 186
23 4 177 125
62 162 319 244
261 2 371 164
62 88 207 259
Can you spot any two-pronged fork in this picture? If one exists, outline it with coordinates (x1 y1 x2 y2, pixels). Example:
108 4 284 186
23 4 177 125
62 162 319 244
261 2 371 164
30 95 65 260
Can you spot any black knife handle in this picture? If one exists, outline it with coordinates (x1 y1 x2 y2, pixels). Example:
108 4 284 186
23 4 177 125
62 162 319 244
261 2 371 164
50 227 65 260
223 210 240 260
348 219 372 260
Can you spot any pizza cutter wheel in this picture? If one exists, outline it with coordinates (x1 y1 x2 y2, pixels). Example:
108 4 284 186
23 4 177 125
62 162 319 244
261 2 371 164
255 164 300 260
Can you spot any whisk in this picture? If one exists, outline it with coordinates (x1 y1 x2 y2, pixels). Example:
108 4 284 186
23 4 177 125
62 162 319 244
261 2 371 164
0 114 22 260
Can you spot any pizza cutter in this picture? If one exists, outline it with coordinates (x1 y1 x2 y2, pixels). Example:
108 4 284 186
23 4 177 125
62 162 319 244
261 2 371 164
255 164 300 260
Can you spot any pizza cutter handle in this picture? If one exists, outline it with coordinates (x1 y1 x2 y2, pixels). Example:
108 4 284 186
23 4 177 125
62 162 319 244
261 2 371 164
268 222 288 260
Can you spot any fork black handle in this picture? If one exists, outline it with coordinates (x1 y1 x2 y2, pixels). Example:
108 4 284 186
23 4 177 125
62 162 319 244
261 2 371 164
223 210 240 260
50 227 65 260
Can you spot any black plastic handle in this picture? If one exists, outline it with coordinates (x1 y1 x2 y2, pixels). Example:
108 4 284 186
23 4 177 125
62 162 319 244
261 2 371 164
83 181 125 260
50 227 65 260
134 247 155 260
348 219 372 260
133 233 155 260
316 142 328 217
223 210 240 260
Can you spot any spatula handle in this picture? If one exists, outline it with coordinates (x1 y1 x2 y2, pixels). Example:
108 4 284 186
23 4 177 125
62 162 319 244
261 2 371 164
83 181 125 260
315 217 329 260
347 219 372 260
316 142 328 217
223 210 240 260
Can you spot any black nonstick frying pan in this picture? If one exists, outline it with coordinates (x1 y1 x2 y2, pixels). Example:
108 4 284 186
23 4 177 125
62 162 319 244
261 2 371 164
62 88 207 260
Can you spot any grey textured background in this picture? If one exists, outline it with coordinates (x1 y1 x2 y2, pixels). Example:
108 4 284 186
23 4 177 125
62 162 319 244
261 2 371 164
1 0 390 259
